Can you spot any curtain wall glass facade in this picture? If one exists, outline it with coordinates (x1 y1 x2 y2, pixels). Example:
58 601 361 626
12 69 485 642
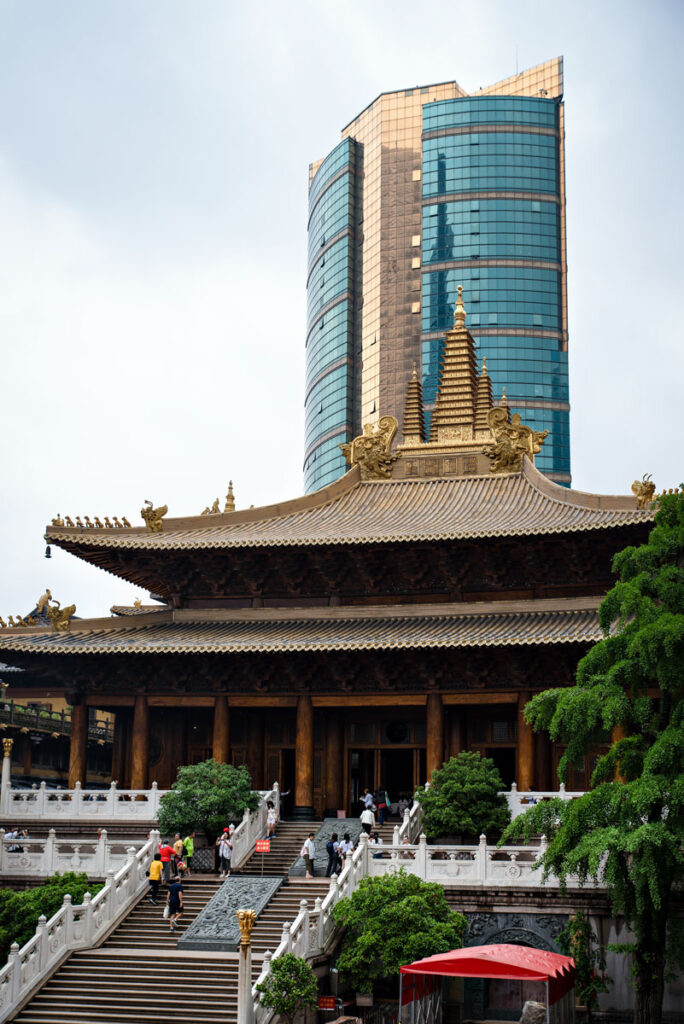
304 139 357 492
420 96 569 479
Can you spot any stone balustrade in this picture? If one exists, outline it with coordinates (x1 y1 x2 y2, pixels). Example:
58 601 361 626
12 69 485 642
1 780 168 822
230 784 280 871
0 828 146 878
0 830 159 1024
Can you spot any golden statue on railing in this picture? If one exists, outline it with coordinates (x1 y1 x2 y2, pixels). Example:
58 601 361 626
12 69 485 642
340 416 399 481
484 407 548 474
141 500 168 533
236 908 257 947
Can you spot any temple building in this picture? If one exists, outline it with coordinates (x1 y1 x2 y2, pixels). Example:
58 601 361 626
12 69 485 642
0 292 653 817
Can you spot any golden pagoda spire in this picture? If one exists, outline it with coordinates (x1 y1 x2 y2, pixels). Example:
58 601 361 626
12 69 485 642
429 286 478 442
224 481 235 513
475 356 494 432
402 363 426 444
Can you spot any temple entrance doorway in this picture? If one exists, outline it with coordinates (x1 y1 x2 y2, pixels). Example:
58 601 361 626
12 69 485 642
380 749 414 804
486 747 515 788
349 749 375 813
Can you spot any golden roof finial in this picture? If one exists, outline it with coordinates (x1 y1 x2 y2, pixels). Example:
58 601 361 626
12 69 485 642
411 362 418 381
453 285 466 329
224 481 235 513
501 386 508 407
481 357 487 375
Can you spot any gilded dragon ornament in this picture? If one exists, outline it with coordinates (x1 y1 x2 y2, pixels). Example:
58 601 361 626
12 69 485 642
141 500 168 533
339 416 398 480
37 589 76 632
631 474 656 509
483 406 548 474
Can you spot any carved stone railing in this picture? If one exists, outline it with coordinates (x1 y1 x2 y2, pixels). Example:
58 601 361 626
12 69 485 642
0 830 159 1023
502 782 585 820
231 784 280 871
0 828 145 878
1 780 169 822
0 701 113 743
359 831 586 888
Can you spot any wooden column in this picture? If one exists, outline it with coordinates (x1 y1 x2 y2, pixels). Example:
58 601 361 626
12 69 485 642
247 711 264 788
534 731 552 791
212 695 230 764
516 692 534 792
68 702 88 788
426 693 444 781
448 709 465 761
293 695 314 818
130 695 149 790
324 713 344 814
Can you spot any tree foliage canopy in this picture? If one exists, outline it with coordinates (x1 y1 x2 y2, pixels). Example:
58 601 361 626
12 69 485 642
0 872 101 965
256 953 318 1024
501 488 684 1024
415 751 510 840
331 870 466 992
157 759 259 840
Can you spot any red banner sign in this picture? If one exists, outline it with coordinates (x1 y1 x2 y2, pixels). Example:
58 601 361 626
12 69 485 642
255 839 271 853
318 997 336 1010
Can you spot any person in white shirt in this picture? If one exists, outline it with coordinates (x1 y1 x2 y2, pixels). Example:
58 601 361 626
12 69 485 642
301 832 316 878
360 807 375 834
266 801 278 838
362 788 374 810
338 832 354 863
370 832 384 859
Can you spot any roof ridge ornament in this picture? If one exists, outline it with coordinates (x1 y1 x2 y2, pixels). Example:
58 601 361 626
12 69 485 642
224 481 235 513
484 407 548 474
631 474 656 509
340 416 399 480
141 500 168 533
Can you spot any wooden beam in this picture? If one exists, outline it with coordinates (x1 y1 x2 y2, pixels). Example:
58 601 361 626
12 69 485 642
442 692 518 705
312 694 427 707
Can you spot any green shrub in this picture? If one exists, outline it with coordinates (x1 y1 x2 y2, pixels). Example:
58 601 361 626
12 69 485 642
157 759 259 841
256 953 318 1024
415 751 510 841
0 872 101 964
331 870 466 992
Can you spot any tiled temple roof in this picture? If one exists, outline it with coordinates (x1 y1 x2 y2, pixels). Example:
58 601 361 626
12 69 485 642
0 599 602 655
44 460 651 554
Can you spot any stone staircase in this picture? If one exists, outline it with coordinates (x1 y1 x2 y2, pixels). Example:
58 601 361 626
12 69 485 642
250 877 330 953
237 819 318 875
12 949 242 1024
101 875 223 948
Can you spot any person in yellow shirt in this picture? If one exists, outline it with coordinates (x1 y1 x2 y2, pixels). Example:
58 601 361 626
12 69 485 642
147 853 163 903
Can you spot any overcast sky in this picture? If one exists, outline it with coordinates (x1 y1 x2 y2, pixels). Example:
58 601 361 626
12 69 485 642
0 0 682 618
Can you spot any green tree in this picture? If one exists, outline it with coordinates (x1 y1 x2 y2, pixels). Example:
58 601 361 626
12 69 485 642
256 953 318 1024
414 751 510 841
501 487 684 1024
557 911 610 1023
331 870 466 992
157 759 259 841
0 872 101 964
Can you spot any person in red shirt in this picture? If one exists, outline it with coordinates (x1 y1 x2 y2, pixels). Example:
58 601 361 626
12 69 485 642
158 839 176 883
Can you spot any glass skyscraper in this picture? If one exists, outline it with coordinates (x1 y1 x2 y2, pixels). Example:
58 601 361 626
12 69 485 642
305 58 569 492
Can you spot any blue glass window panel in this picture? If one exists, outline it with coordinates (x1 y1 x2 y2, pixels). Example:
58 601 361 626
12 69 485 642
422 133 558 198
422 198 560 264
422 96 558 133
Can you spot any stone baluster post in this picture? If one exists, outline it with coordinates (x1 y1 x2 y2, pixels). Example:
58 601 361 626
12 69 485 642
72 780 82 817
7 942 20 1003
417 833 428 880
298 899 309 955
37 780 46 816
273 781 280 817
0 829 5 874
1 737 13 812
97 828 107 875
80 892 93 947
105 869 116 920
477 834 488 884
45 828 56 876
392 825 400 857
314 896 323 948
106 781 117 816
36 915 48 971
281 921 291 952
237 909 257 1024
62 894 74 944
150 780 158 815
